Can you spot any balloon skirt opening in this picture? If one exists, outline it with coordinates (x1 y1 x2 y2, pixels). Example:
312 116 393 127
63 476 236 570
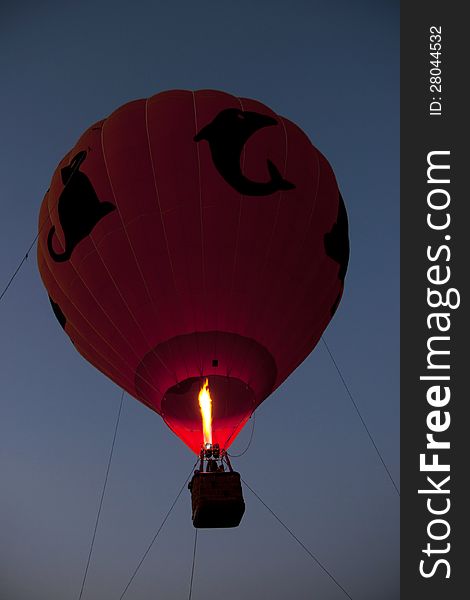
161 375 255 453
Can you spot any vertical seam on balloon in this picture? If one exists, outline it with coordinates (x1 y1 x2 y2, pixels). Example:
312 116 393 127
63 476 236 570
144 96 189 383
100 107 177 382
276 270 336 387
39 254 164 401
47 141 152 368
192 91 206 377
147 96 190 383
144 96 189 384
225 95 246 377
65 323 134 395
249 119 321 371
238 339 263 398
279 254 334 354
44 164 124 351
42 187 164 398
238 109 288 388
270 144 327 383
249 116 289 351
280 273 340 381
100 116 175 379
196 92 217 369
39 248 134 388
39 236 163 400
102 109 166 318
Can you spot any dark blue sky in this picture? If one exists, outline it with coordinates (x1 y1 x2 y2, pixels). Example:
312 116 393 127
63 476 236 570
0 2 399 598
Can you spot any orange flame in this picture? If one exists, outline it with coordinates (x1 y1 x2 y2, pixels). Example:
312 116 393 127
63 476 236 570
198 378 213 446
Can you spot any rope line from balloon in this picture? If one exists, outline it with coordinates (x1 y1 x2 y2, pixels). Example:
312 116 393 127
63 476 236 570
119 460 198 600
0 230 41 303
321 337 400 497
227 411 256 458
241 477 354 600
188 528 198 600
78 389 125 600
2 198 150 397
0 156 87 305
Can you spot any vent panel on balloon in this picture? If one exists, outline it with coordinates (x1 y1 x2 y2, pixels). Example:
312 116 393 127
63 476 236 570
189 471 245 528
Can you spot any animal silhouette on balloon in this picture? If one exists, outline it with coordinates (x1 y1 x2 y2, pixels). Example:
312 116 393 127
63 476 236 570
47 151 115 262
194 108 295 196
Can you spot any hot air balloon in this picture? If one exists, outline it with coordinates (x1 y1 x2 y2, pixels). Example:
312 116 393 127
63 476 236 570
37 89 349 527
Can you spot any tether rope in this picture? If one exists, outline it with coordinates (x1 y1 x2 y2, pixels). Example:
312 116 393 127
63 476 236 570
227 411 256 458
119 460 198 599
321 337 400 496
188 528 198 600
0 231 40 303
242 477 354 600
1 160 84 304
78 389 125 600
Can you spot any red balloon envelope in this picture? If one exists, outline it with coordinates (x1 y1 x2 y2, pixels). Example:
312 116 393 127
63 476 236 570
37 89 349 454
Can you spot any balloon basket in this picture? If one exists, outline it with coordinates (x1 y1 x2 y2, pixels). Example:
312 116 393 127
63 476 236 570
188 445 245 528
189 471 245 528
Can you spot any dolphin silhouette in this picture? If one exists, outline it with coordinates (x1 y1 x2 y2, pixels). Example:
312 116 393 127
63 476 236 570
194 108 295 196
47 151 115 262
